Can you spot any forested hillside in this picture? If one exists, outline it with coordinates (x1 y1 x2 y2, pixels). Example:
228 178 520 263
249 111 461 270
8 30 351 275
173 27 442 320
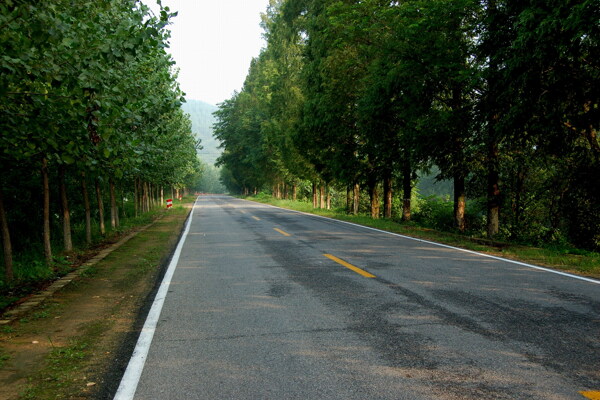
180 99 226 193
181 99 221 165
214 0 599 251
0 1 202 286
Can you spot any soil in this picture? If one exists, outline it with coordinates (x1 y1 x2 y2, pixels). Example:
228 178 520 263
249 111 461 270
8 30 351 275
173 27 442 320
0 204 191 400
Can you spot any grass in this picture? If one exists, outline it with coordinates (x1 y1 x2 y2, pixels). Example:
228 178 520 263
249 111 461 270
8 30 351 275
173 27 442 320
19 319 113 399
0 197 196 314
247 195 600 278
8 198 194 400
0 348 9 368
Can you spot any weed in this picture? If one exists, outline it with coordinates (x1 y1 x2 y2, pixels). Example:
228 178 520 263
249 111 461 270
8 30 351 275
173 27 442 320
79 266 98 278
19 340 90 399
31 311 50 320
0 347 10 368
0 204 180 312
1 326 15 334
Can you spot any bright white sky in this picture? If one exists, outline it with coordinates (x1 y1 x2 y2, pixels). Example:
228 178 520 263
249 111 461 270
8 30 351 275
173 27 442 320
148 0 270 105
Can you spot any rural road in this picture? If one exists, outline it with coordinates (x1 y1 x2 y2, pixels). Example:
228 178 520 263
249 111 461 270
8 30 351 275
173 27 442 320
115 195 600 399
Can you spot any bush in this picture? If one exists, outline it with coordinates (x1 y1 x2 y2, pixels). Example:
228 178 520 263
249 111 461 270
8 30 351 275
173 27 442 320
412 195 455 230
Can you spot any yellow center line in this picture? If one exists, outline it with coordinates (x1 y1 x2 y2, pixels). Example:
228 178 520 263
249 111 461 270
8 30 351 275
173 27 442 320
252 216 260 221
323 254 376 278
274 228 291 237
581 392 600 400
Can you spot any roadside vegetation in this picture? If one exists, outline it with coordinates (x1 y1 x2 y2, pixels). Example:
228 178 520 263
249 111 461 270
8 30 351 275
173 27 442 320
0 2 203 305
0 198 183 312
0 199 194 400
214 1 599 259
247 192 600 279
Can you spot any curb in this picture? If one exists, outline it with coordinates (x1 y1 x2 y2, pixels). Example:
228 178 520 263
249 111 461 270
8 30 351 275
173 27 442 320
0 221 156 325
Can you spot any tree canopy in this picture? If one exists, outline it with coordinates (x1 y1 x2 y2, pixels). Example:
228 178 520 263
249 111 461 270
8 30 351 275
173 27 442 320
0 0 202 282
213 0 599 251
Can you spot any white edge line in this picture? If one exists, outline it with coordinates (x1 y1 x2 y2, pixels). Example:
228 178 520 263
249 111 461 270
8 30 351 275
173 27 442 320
113 197 198 400
243 198 600 286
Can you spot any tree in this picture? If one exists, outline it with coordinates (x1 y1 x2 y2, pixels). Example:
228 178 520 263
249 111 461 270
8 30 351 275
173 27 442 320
0 0 200 280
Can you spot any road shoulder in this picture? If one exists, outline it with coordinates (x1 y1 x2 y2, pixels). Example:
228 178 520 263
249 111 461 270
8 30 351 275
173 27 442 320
0 203 192 400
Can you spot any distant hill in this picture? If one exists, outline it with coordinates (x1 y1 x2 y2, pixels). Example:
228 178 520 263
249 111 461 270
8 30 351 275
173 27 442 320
181 99 221 165
417 166 454 198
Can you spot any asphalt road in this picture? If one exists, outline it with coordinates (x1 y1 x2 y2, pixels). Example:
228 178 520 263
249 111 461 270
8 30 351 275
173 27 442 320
118 195 600 400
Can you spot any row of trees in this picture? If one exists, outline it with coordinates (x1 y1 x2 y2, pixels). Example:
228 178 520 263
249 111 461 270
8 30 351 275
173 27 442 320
213 0 598 250
0 0 202 283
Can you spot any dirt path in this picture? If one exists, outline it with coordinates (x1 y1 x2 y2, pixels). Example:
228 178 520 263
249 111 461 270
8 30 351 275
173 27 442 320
0 203 192 400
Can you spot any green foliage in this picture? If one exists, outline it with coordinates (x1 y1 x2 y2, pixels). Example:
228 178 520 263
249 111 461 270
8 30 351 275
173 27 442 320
20 340 90 399
213 0 599 251
0 0 202 291
412 196 456 231
197 163 226 193
0 348 9 368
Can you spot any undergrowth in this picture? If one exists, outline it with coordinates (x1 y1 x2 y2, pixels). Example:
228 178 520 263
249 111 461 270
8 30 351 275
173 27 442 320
0 196 195 313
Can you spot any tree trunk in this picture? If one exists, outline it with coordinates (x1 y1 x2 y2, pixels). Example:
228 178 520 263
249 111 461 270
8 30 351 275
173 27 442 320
160 186 164 206
383 173 393 219
59 166 73 252
95 179 106 236
42 158 52 265
326 184 331 210
402 161 412 221
346 186 352 214
454 173 466 232
487 143 500 238
140 180 145 212
312 182 318 208
0 187 14 281
134 178 139 218
144 182 150 212
319 183 325 209
450 82 466 232
353 183 360 215
292 182 297 201
81 172 92 245
117 192 122 224
368 179 380 219
513 165 526 231
110 178 118 228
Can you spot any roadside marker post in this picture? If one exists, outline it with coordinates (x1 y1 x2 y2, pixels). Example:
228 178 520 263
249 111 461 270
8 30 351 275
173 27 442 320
166 199 173 209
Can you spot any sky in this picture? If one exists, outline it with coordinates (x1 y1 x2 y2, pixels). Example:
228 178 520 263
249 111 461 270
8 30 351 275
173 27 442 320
148 0 271 106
